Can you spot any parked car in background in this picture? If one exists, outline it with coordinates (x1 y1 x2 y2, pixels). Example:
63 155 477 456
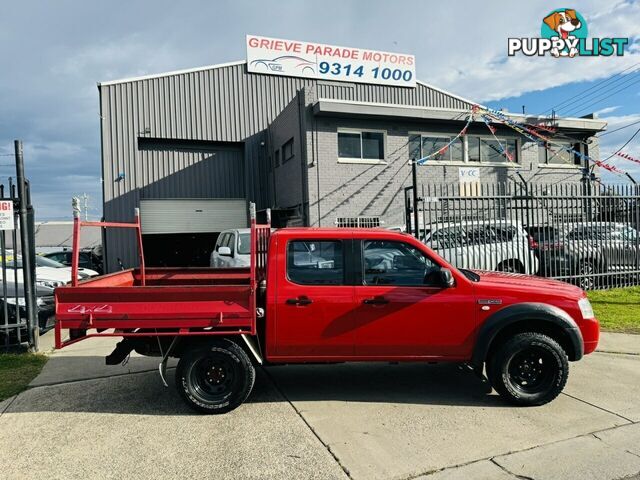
36 255 99 278
527 222 640 289
423 220 539 274
43 247 103 274
210 228 252 268
0 282 56 340
0 252 96 289
565 222 639 272
527 225 601 290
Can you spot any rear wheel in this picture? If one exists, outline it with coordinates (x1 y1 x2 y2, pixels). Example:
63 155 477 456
176 339 255 414
487 332 568 406
496 260 525 274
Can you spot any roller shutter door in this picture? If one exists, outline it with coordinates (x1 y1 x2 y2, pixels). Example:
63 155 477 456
139 199 248 234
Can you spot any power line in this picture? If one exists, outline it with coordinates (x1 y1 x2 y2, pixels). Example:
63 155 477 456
538 62 640 116
601 125 640 163
555 67 640 116
561 75 640 118
599 119 640 137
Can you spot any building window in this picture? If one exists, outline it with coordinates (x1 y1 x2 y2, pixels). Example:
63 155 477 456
410 134 463 162
336 217 381 228
282 138 294 163
338 130 385 163
539 140 581 166
470 136 517 163
274 149 280 167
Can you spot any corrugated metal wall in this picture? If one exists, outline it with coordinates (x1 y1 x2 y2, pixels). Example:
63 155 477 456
99 61 472 270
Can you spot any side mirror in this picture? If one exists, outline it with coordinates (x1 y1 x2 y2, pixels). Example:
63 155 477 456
438 268 455 288
218 246 232 257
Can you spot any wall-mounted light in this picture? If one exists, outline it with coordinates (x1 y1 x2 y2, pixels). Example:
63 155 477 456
116 172 125 182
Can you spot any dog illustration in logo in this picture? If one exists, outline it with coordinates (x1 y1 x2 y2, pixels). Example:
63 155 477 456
543 9 581 57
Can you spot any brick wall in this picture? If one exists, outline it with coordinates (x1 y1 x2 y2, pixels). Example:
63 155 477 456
305 114 597 228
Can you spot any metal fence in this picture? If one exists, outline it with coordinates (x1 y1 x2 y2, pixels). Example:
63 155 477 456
0 141 39 351
404 181 640 290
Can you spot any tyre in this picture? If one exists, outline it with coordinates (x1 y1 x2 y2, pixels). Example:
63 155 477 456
487 332 568 406
497 260 524 274
176 338 255 414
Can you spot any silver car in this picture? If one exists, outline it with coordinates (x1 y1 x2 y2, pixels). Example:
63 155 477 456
210 229 252 268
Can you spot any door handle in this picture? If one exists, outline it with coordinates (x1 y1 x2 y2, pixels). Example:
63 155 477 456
363 296 389 305
286 296 313 306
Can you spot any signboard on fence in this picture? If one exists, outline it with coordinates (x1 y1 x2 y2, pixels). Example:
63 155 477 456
459 167 480 196
0 200 14 230
246 35 416 87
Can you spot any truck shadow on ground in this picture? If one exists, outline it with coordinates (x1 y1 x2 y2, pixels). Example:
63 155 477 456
8 356 509 416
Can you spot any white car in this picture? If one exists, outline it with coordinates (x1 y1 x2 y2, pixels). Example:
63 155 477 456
210 229 252 268
0 253 98 289
422 220 539 274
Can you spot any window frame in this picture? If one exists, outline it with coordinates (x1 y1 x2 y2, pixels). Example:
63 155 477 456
337 128 387 165
538 140 583 169
286 239 346 286
282 138 294 163
409 131 519 166
360 239 440 288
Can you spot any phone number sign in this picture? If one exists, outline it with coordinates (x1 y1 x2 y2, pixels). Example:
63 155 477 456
246 35 416 87
0 200 14 230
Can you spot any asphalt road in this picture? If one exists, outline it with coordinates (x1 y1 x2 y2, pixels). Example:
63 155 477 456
0 332 638 480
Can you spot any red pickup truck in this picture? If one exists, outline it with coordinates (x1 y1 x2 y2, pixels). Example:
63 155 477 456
55 205 599 413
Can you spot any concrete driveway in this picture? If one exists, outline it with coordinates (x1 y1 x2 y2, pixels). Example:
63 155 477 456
0 332 638 480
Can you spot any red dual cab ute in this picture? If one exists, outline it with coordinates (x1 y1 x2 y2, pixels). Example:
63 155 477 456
55 209 599 413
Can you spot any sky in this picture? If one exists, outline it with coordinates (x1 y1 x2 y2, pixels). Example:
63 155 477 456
0 0 639 220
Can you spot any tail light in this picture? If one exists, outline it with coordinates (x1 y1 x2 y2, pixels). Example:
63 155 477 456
528 236 539 250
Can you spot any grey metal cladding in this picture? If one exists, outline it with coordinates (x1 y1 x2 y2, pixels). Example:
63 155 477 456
99 61 473 269
100 62 472 206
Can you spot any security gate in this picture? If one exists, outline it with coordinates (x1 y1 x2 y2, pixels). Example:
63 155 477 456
405 181 640 290
0 140 38 350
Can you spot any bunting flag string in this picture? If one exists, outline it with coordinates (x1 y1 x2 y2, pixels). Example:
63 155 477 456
615 151 640 165
480 114 514 162
413 103 631 177
415 109 475 165
478 105 627 176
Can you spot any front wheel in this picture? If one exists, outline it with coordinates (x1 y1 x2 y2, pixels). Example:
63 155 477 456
487 332 568 406
176 339 255 414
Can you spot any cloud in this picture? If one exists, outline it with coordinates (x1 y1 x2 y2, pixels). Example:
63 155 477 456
0 0 639 218
595 106 621 115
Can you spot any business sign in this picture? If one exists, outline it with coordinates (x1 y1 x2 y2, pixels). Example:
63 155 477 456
0 200 14 230
458 167 480 183
508 8 628 58
246 35 416 87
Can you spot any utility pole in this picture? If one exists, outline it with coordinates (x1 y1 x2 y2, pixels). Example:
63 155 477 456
15 140 38 351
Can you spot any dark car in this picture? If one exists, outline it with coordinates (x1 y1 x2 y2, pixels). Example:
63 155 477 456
43 248 103 274
0 283 56 342
528 223 640 289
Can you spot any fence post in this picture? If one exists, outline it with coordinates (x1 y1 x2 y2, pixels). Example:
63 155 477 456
411 159 420 240
14 140 38 351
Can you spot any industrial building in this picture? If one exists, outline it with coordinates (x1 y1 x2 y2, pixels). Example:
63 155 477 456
98 38 607 271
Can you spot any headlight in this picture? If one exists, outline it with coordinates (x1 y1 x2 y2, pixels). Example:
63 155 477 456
578 297 595 319
5 297 26 306
6 297 44 307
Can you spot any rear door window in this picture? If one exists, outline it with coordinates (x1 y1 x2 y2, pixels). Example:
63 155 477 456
287 240 344 285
